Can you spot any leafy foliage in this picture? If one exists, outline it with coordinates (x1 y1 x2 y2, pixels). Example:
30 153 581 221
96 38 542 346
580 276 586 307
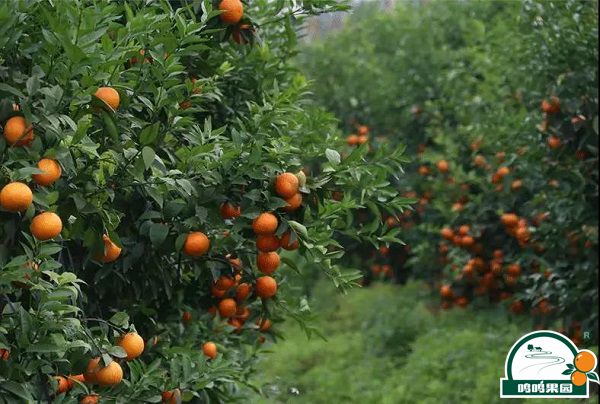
0 0 408 401
301 0 598 344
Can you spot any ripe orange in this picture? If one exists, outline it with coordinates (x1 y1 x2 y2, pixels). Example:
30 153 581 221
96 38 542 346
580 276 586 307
256 276 277 299
252 213 278 235
202 342 217 359
95 87 120 109
215 275 235 291
496 166 510 177
30 212 63 240
510 179 522 191
183 232 210 256
228 317 242 332
473 154 487 167
218 298 237 318
571 371 587 386
283 192 302 212
436 160 449 173
506 263 521 276
460 235 474 247
440 285 453 298
547 135 561 149
257 251 280 274
358 125 369 135
84 357 123 386
0 182 33 212
219 0 244 24
80 395 100 404
54 376 70 394
256 234 280 252
3 116 34 146
357 134 368 144
32 158 62 186
0 349 10 360
256 318 272 332
440 227 454 240
455 296 469 307
67 374 85 388
541 96 560 114
118 332 145 361
235 306 251 322
280 231 299 250
227 254 243 271
211 285 226 298
182 311 192 323
574 351 596 372
346 134 359 146
220 202 241 219
101 234 122 263
162 389 181 404
236 283 252 301
501 213 519 227
275 172 299 198
232 23 252 44
418 166 430 176
458 225 470 236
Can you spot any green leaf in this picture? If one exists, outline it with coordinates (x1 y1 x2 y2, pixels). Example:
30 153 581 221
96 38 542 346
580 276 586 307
140 122 160 145
0 381 34 401
109 311 130 328
149 223 169 247
142 146 156 170
325 148 341 165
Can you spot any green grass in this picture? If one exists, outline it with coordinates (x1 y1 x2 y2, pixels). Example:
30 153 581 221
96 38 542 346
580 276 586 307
250 281 598 404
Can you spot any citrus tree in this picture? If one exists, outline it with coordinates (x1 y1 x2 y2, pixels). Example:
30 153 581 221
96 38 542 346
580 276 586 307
301 0 598 345
0 0 410 401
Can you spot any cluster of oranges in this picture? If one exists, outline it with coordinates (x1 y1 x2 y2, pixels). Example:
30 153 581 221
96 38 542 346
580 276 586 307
346 124 370 146
49 331 143 401
500 213 532 248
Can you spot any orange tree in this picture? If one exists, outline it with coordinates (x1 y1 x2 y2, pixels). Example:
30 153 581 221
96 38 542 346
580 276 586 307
0 0 410 401
301 0 598 344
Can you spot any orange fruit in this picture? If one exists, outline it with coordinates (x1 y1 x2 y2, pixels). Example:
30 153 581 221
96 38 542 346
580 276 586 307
357 135 368 144
506 263 521 276
232 23 252 44
496 166 510 177
236 283 252 302
95 87 120 110
275 172 299 198
183 232 210 256
80 395 100 404
218 298 237 318
460 235 474 247
257 251 280 274
440 285 453 298
252 213 278 235
510 300 524 315
358 125 369 136
418 166 430 176
256 276 277 299
162 389 181 404
54 376 71 394
3 116 34 146
501 213 519 227
574 351 596 372
436 160 449 173
455 296 469 307
215 275 235 291
219 0 243 24
101 234 122 263
84 357 123 386
440 227 454 240
0 182 33 212
66 374 85 389
118 332 145 361
235 306 251 322
280 231 299 250
511 179 522 191
541 96 560 114
283 193 302 212
30 212 63 240
256 234 280 252
571 371 587 386
256 318 272 332
32 158 62 186
211 285 226 298
182 311 193 324
220 202 241 219
208 306 217 318
547 135 561 149
458 225 470 236
228 317 243 332
346 134 359 146
0 349 10 360
202 342 217 359
473 154 487 167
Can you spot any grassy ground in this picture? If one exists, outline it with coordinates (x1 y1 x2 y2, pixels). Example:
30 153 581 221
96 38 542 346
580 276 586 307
250 280 598 404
